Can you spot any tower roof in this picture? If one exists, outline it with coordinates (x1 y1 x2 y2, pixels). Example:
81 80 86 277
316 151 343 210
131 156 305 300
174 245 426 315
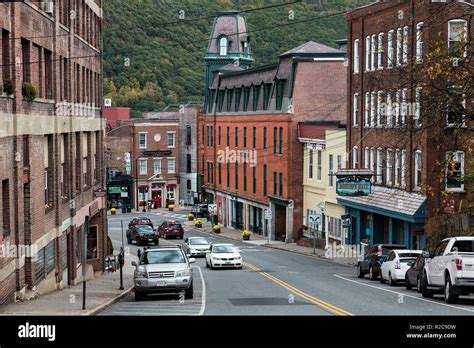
206 11 251 57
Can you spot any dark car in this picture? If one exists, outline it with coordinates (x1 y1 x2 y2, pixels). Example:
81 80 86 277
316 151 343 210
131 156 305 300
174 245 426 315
126 225 159 246
405 254 425 292
128 217 154 230
158 220 184 239
191 204 208 218
357 243 407 280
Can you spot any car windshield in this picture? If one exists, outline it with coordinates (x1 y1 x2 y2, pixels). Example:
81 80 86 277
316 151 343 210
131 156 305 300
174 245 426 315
137 226 153 234
452 241 474 253
141 250 186 264
190 238 208 245
138 218 151 223
213 245 237 253
398 253 421 258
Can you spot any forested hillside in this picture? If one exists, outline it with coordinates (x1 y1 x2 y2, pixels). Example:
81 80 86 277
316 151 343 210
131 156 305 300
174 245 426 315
103 0 371 112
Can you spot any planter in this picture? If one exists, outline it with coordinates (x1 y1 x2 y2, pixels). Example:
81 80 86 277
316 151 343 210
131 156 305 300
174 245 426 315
188 216 194 221
195 223 202 228
111 209 117 215
168 204 175 212
243 235 250 240
213 226 221 234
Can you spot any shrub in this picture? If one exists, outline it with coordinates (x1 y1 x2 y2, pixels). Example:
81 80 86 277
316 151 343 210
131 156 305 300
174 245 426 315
22 83 37 101
2 79 14 95
242 230 251 237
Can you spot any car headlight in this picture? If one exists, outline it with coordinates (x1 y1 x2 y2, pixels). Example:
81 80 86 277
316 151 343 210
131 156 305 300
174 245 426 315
212 257 220 260
134 270 147 278
175 269 191 277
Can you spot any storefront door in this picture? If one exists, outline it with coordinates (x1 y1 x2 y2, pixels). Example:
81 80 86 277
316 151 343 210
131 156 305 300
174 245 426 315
152 190 162 208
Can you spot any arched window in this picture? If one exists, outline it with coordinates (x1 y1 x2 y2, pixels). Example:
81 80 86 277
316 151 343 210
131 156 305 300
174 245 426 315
219 36 228 56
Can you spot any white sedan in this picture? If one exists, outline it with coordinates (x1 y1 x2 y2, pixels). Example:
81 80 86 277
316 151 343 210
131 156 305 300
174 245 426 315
380 249 422 286
182 237 210 257
205 243 242 270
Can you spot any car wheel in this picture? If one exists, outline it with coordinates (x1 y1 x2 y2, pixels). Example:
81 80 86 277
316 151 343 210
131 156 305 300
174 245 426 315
154 239 159 246
405 276 412 290
416 276 422 293
357 264 364 278
421 272 433 298
369 266 377 280
388 272 394 286
205 260 209 268
444 276 459 304
135 290 146 301
164 234 167 239
185 283 194 299
210 261 215 270
379 272 385 283
127 237 132 244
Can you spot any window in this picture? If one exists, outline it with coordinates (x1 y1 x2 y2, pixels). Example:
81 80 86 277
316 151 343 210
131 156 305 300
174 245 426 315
279 173 283 196
235 162 239 190
218 163 222 185
218 126 221 145
365 36 371 71
395 89 401 126
235 127 238 147
2 180 10 238
386 91 393 127
263 165 267 196
364 92 370 127
154 159 162 174
263 127 267 149
227 162 230 187
386 149 393 185
243 127 247 148
414 87 422 126
329 154 334 187
401 150 406 188
371 34 376 71
370 92 375 127
187 180 192 191
364 147 369 169
273 172 277 195
276 80 285 110
210 162 214 184
396 28 402 66
414 150 422 189
401 88 408 125
353 39 360 74
83 158 88 186
253 85 260 111
263 84 271 110
447 87 466 126
376 148 382 184
337 155 342 171
273 127 277 154
243 87 250 112
352 146 358 169
235 88 241 112
308 148 314 179
218 90 225 111
416 22 424 63
168 158 176 174
87 226 98 259
139 132 147 149
167 132 176 148
353 93 359 127
167 187 175 200
317 150 322 181
448 19 467 56
377 91 383 127
253 166 256 194
219 36 228 56
253 127 256 149
185 126 191 145
387 30 394 68
226 127 230 147
394 150 400 186
243 162 247 191
226 89 233 112
377 33 384 69
139 159 147 175
370 148 375 181
279 127 283 154
186 155 191 174
403 26 409 64
446 151 464 191
202 125 205 144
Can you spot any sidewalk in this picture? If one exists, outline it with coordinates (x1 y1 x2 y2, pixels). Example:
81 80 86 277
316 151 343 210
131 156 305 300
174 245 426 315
186 219 359 267
0 254 138 316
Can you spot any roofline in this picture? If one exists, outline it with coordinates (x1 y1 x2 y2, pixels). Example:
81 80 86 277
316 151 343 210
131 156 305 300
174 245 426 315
298 120 344 127
218 63 278 78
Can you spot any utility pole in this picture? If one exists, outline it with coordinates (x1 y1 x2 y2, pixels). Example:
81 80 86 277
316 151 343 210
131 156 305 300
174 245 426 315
82 216 89 310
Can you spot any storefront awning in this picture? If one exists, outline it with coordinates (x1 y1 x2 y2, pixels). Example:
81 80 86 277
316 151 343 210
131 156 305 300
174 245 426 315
337 186 427 223
138 185 149 190
167 184 177 188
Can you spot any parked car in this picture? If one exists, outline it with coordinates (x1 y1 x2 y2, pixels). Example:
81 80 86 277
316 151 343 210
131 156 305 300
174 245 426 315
182 237 210 257
126 225 159 246
128 217 154 230
205 243 242 270
405 254 426 292
357 244 407 280
422 237 474 303
132 246 195 301
191 204 208 218
157 220 184 239
380 250 422 286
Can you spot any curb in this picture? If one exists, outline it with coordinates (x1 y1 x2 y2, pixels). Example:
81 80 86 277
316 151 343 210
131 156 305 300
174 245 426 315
84 285 134 316
187 224 356 268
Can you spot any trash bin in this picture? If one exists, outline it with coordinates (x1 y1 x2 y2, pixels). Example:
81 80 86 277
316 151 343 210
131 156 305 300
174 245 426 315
121 206 127 213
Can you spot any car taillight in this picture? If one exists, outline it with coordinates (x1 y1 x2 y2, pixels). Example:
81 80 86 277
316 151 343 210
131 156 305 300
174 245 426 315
455 258 462 271
395 260 401 269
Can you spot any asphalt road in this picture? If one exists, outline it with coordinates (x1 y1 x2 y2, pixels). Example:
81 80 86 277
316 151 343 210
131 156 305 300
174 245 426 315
99 211 474 316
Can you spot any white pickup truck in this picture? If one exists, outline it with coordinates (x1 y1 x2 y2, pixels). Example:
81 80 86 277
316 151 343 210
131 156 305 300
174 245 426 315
421 237 474 303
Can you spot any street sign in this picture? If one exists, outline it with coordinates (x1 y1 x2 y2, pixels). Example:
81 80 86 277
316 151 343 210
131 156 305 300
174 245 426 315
208 204 217 214
341 214 351 228
308 213 321 225
264 209 272 220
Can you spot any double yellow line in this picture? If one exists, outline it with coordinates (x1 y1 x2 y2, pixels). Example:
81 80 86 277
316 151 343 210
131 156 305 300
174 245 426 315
243 262 353 316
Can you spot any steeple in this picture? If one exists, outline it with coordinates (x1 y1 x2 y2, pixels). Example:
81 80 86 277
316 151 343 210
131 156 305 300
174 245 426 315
204 11 253 112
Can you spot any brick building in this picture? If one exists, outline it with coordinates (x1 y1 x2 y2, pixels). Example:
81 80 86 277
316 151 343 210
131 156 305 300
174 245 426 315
0 0 106 304
341 0 473 249
132 119 180 210
199 12 347 242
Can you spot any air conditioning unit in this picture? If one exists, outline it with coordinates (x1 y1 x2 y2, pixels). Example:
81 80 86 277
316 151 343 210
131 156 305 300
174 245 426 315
104 99 112 107
42 1 54 14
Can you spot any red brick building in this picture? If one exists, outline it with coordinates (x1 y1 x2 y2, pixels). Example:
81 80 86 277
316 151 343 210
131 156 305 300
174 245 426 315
103 107 131 131
0 0 106 304
199 12 347 242
341 0 473 249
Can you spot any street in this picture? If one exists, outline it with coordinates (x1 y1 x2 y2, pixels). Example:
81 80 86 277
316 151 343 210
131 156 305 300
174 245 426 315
99 211 474 316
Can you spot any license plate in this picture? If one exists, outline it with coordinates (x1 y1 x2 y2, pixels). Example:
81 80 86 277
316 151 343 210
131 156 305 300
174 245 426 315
225 261 231 265
156 281 167 287
148 238 153 241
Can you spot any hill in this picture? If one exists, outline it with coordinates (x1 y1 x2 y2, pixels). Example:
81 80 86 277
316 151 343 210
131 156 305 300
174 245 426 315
103 0 372 113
